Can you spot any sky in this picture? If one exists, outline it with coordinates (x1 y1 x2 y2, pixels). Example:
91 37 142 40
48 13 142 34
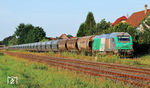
0 0 150 41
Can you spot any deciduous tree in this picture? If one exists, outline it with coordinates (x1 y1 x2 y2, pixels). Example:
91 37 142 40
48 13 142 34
15 23 46 44
15 23 34 44
95 19 111 35
2 36 15 46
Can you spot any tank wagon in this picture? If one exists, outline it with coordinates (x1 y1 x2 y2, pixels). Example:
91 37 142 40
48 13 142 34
8 32 133 57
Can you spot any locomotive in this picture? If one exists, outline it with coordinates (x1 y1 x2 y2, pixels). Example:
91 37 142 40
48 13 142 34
8 32 133 56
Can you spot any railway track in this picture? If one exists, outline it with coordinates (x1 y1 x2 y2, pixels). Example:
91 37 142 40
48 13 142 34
3 51 150 88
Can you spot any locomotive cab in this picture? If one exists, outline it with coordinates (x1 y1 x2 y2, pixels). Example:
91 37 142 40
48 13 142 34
114 34 133 56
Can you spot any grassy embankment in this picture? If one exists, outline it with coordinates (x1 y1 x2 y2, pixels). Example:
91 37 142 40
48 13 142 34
0 52 130 88
5 49 150 68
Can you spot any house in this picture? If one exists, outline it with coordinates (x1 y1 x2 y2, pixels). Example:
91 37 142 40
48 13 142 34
126 4 150 31
58 34 69 39
112 16 127 26
48 37 55 40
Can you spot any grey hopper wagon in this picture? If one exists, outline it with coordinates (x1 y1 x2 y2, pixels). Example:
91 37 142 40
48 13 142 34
45 41 52 51
32 43 37 51
36 42 42 51
51 40 59 51
29 43 34 51
41 42 47 51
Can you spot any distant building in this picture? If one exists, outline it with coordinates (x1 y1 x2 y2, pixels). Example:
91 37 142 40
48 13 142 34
126 4 150 31
48 37 55 40
112 16 127 26
58 34 69 39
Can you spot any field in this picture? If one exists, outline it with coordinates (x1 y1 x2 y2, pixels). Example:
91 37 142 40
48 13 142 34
0 52 131 88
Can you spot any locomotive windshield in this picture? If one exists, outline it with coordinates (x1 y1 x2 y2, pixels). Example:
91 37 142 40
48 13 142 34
118 36 130 42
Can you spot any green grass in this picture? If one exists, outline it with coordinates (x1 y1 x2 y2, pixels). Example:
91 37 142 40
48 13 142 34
0 52 130 88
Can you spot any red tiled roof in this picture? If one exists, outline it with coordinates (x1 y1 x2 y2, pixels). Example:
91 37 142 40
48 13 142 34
126 9 150 28
49 37 55 40
112 16 127 26
58 34 69 39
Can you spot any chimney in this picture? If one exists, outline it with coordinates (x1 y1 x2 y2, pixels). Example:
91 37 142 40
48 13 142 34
145 4 148 14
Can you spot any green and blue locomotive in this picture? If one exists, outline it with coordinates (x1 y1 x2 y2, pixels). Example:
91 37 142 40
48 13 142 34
92 32 133 56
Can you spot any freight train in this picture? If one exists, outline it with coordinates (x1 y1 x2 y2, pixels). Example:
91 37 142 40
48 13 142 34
8 32 134 56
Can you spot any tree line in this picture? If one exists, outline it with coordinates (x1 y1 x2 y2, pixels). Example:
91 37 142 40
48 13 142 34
1 23 46 46
0 23 73 46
